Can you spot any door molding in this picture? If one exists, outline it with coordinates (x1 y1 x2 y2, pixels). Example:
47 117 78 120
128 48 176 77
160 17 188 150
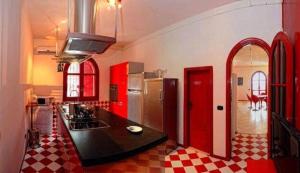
184 66 213 155
225 38 271 160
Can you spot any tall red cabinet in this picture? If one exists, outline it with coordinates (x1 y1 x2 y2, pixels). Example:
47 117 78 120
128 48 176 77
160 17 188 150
110 62 128 118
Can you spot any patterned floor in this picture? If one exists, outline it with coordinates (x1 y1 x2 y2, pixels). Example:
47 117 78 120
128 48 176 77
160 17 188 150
21 104 268 173
165 133 267 173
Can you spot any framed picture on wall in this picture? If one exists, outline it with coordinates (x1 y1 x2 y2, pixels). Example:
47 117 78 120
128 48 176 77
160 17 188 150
237 77 243 86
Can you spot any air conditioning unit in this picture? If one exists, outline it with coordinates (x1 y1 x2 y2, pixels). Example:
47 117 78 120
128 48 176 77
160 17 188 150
34 46 57 55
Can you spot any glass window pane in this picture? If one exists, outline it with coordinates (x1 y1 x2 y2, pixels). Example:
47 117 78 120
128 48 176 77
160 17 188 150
68 62 80 73
67 75 80 97
253 73 259 81
84 61 95 74
252 71 267 95
83 75 95 97
252 81 259 90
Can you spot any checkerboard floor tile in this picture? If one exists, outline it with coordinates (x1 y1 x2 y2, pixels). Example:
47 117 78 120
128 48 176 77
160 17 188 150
21 106 268 173
165 133 268 173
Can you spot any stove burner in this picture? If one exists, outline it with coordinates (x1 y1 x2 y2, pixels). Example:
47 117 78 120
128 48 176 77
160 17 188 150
69 120 110 130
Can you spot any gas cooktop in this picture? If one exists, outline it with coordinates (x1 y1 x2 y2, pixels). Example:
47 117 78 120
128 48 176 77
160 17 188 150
69 119 110 131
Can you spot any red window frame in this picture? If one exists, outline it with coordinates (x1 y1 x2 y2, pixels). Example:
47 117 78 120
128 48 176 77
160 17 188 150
251 71 267 96
63 59 99 102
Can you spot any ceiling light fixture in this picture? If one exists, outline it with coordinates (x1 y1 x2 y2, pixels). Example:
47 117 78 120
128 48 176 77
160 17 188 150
107 0 122 8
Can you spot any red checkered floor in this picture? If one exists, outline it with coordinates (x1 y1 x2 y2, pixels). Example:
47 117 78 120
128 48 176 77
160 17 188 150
165 133 268 173
21 116 267 173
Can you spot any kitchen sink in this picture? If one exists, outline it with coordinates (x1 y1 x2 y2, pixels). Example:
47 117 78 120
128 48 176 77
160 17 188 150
69 120 110 131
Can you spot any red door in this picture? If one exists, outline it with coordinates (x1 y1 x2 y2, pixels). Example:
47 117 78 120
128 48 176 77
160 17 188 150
186 67 213 154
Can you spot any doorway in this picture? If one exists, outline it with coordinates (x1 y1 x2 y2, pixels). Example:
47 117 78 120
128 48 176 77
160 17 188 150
184 66 213 155
226 38 271 159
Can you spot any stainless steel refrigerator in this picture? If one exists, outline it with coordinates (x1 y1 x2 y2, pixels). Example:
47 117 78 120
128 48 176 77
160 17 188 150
127 72 158 123
127 73 144 123
143 78 178 143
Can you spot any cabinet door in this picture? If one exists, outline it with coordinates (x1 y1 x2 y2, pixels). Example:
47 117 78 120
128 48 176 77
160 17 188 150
118 63 128 118
110 62 128 118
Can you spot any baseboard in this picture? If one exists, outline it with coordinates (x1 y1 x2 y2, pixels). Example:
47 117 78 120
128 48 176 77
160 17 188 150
211 154 230 161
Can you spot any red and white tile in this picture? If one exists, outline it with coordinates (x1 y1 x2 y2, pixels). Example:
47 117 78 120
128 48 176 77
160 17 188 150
164 133 267 173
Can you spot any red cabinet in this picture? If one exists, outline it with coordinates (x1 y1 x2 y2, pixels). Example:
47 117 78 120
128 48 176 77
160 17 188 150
110 62 128 118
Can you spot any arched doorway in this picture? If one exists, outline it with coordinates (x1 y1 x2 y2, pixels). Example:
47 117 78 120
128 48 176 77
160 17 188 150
226 38 271 159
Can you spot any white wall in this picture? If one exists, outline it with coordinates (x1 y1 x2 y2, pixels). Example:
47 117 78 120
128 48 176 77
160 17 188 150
232 65 268 100
121 0 282 157
0 0 34 172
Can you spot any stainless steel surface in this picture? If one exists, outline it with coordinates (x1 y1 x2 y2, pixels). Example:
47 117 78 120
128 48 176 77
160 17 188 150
128 62 144 74
74 0 97 34
143 79 164 132
143 72 158 79
59 33 116 60
128 91 143 124
59 0 116 61
127 73 144 123
128 73 144 90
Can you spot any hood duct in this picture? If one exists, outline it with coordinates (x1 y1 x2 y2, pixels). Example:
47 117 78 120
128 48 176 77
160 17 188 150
59 0 117 63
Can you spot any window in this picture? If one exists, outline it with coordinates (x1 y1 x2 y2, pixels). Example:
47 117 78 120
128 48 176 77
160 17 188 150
63 59 99 101
251 71 267 96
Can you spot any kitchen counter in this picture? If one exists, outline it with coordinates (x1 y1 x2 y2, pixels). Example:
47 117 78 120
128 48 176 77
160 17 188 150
56 105 167 167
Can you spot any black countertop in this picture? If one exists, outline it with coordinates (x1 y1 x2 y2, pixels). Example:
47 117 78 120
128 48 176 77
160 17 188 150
57 105 167 166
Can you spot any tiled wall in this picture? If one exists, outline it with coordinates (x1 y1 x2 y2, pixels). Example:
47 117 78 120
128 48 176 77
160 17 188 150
52 101 111 113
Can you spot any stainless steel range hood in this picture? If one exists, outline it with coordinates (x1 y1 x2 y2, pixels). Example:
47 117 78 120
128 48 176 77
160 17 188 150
59 0 116 62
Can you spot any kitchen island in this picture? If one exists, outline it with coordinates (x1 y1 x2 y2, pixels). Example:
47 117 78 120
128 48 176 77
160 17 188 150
56 104 169 172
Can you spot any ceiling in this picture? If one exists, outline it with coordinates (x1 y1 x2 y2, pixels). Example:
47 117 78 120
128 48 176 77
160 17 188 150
26 0 235 48
233 45 269 66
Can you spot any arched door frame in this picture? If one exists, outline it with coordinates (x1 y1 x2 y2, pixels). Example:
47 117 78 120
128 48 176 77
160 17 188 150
225 38 271 160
